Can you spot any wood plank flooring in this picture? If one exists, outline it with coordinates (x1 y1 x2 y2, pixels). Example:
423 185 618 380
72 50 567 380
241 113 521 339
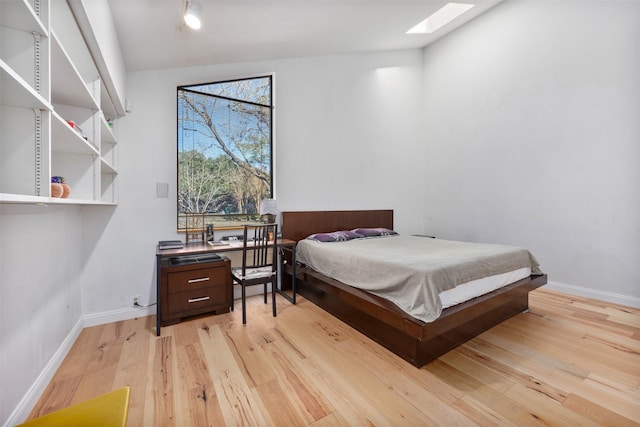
28 288 640 426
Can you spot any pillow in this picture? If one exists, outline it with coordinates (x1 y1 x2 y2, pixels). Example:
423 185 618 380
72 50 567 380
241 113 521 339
306 230 364 242
350 227 398 238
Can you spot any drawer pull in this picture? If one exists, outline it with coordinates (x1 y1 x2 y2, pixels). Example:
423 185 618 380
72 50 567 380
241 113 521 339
188 296 211 303
188 277 209 284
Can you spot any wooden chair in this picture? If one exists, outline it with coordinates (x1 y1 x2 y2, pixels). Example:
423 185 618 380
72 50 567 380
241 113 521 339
231 223 278 324
17 387 130 427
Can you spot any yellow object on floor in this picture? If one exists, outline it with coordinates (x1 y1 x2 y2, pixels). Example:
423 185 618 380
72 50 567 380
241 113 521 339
17 387 130 427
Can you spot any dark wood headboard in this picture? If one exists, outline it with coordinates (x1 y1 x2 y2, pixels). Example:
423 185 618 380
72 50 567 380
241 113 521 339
281 210 394 242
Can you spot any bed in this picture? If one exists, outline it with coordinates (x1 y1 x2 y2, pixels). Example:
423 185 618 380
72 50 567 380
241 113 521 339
281 209 547 368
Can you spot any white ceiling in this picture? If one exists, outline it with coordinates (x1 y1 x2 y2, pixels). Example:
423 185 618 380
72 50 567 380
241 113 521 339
107 0 504 72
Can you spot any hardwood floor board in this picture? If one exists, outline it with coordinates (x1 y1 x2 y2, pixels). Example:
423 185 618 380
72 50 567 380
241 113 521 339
577 376 640 423
87 320 127 370
310 318 351 344
603 305 640 327
261 343 334 423
493 312 639 381
571 310 640 337
198 323 270 425
485 328 590 381
449 338 576 404
381 362 478 426
112 317 152 427
255 379 307 426
334 338 467 424
438 348 515 394
586 372 640 401
225 326 280 388
232 308 280 347
501 308 640 387
60 321 127 404
569 298 636 317
25 289 640 426
27 376 81 418
386 380 475 426
149 335 176 427
170 317 207 347
503 382 601 426
329 323 480 425
451 394 517 426
428 359 549 426
174 342 226 426
466 331 640 423
528 290 572 311
70 366 119 407
401 365 466 406
582 332 640 361
279 318 404 425
47 323 105 381
271 326 308 361
298 352 407 426
307 411 351 427
296 319 435 425
530 291 640 338
217 367 272 426
563 392 640 426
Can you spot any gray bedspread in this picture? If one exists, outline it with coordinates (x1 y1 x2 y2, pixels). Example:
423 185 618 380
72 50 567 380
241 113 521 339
296 235 541 323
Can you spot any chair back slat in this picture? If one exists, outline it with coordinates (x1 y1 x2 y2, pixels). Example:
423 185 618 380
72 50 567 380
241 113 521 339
241 223 278 277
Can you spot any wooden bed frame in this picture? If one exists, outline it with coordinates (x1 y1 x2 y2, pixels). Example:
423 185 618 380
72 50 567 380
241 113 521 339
281 209 547 368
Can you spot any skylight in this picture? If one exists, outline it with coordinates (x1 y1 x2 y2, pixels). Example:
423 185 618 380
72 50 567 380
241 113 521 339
406 2 475 34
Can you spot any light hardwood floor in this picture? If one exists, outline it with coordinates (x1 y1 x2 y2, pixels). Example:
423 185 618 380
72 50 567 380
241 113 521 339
28 288 640 426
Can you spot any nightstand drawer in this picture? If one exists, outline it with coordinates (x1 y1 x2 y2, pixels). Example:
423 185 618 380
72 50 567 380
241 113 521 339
167 264 229 293
167 287 228 316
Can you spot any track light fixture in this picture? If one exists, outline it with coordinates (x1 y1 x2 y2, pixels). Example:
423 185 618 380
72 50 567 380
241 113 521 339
184 0 203 30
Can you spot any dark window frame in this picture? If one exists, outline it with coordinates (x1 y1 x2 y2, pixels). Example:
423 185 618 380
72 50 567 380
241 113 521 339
176 75 274 231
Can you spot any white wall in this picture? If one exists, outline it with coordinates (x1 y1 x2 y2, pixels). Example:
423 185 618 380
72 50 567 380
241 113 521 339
80 49 425 314
421 0 640 302
0 205 84 424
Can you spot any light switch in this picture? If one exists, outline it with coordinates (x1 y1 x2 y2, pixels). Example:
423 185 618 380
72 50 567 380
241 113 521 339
156 183 169 198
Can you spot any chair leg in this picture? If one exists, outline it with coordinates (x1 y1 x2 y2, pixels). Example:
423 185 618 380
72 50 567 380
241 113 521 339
263 283 268 304
272 281 277 318
231 282 235 312
241 285 247 324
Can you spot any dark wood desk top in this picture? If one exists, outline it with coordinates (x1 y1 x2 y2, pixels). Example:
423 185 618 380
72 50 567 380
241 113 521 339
156 239 296 257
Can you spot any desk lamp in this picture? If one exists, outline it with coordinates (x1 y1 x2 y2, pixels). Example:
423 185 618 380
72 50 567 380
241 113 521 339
260 198 278 224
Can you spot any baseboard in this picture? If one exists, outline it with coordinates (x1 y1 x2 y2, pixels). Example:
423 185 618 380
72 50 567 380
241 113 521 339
543 280 640 309
82 287 266 328
4 318 84 427
83 305 156 328
80 276 263 329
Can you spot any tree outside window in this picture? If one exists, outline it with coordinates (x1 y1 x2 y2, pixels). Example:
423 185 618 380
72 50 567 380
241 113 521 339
177 76 273 230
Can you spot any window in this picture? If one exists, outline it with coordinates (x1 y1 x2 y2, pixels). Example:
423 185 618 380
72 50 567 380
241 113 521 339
177 75 273 230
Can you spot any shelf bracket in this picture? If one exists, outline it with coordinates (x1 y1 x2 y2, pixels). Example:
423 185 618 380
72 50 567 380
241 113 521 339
33 109 43 196
92 109 99 151
32 32 42 96
92 154 98 200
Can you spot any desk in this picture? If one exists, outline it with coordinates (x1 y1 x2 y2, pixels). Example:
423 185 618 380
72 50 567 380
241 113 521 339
155 239 296 336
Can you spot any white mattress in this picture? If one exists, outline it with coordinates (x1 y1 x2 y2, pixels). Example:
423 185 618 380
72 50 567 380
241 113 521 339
439 267 531 308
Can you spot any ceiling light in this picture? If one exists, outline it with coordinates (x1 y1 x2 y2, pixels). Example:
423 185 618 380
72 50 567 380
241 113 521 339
406 2 474 34
184 1 203 30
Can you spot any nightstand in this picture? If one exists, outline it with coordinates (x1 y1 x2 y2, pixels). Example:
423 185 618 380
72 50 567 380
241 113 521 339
158 255 232 328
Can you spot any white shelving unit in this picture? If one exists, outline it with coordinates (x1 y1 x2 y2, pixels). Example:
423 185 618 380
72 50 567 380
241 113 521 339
0 0 122 205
